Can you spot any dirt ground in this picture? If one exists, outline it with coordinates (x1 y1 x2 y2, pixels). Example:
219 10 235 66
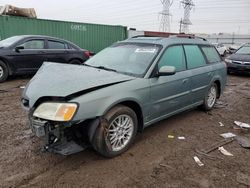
0 74 249 188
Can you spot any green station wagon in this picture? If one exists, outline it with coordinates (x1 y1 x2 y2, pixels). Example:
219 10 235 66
22 36 227 157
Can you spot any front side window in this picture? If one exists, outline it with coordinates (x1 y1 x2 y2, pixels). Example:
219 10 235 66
20 40 44 49
158 45 186 72
85 43 160 77
201 46 221 63
184 45 206 69
48 41 66 49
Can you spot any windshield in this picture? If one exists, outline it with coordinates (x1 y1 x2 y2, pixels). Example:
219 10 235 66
85 43 160 77
236 46 250 55
0 36 23 48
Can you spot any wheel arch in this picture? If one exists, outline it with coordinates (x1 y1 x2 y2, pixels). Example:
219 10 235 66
214 80 221 98
68 58 83 64
0 57 13 75
103 99 144 132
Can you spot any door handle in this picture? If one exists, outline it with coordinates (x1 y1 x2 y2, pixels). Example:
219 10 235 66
39 51 46 54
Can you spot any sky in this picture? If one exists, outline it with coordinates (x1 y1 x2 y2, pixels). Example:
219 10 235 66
0 0 250 34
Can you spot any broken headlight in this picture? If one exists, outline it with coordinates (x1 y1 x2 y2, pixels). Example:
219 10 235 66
33 102 78 121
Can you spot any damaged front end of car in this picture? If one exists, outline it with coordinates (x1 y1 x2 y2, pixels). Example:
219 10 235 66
26 101 89 155
21 62 136 155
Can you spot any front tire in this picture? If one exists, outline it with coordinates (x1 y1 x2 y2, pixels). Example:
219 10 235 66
0 61 9 83
202 83 218 111
91 105 138 158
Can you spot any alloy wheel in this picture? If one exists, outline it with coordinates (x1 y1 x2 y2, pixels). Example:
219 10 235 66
107 115 134 152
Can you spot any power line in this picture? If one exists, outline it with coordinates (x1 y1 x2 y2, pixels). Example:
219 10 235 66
159 0 173 32
180 0 195 33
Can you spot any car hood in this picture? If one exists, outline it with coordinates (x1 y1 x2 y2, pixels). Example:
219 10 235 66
23 62 136 108
228 54 250 62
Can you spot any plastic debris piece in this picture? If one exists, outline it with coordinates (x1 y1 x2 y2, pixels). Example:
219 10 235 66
20 86 25 89
168 135 174 139
220 132 236 139
193 156 204 166
234 121 250 129
219 122 225 127
218 147 233 156
178 136 186 140
236 136 250 148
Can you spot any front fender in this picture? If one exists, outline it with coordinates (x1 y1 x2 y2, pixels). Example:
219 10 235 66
70 78 150 122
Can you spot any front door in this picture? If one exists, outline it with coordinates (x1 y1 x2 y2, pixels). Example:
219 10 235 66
10 39 46 73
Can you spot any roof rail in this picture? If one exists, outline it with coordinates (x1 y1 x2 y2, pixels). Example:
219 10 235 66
131 35 158 38
130 34 207 41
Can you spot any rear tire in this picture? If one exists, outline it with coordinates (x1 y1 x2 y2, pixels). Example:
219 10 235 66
0 61 9 83
69 59 82 65
202 83 218 111
91 105 138 158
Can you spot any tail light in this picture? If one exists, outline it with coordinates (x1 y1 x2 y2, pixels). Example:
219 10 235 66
84 51 94 58
84 51 91 58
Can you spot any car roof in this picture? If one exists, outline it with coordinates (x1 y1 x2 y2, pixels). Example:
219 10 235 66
123 36 211 47
13 35 81 49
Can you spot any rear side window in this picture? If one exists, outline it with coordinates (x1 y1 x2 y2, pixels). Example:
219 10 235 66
201 46 221 63
20 40 44 49
48 40 66 49
158 45 186 72
184 45 206 69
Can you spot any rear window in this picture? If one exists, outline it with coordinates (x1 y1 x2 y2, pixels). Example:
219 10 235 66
201 46 221 63
48 40 66 49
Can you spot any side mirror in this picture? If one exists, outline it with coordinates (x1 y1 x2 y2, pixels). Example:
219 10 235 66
15 46 24 52
158 66 176 76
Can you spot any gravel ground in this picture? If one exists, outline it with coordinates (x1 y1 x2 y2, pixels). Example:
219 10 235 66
0 74 249 188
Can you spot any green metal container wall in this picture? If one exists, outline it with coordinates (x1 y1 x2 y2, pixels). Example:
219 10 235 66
0 16 127 53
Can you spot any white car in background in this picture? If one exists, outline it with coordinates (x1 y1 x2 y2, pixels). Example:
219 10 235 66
212 43 227 56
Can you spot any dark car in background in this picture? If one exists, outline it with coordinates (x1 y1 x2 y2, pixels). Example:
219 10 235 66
0 35 91 82
225 43 250 74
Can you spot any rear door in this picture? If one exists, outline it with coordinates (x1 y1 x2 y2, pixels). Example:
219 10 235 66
45 40 69 63
149 45 192 122
10 39 46 72
183 45 213 104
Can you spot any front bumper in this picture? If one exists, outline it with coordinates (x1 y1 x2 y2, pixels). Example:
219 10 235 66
29 117 86 155
227 61 250 72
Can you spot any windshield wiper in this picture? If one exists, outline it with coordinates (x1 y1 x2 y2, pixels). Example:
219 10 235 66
83 64 117 72
95 66 117 72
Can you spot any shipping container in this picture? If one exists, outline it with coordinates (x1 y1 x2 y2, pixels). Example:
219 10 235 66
0 15 127 53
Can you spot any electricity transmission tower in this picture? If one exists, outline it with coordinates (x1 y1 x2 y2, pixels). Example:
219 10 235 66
159 0 173 32
180 0 194 33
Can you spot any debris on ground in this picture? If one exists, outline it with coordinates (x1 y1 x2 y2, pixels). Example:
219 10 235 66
168 135 174 139
220 133 236 139
236 136 250 148
193 156 204 166
218 147 233 156
197 138 234 154
19 86 26 89
234 121 250 129
219 122 225 127
178 136 186 140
